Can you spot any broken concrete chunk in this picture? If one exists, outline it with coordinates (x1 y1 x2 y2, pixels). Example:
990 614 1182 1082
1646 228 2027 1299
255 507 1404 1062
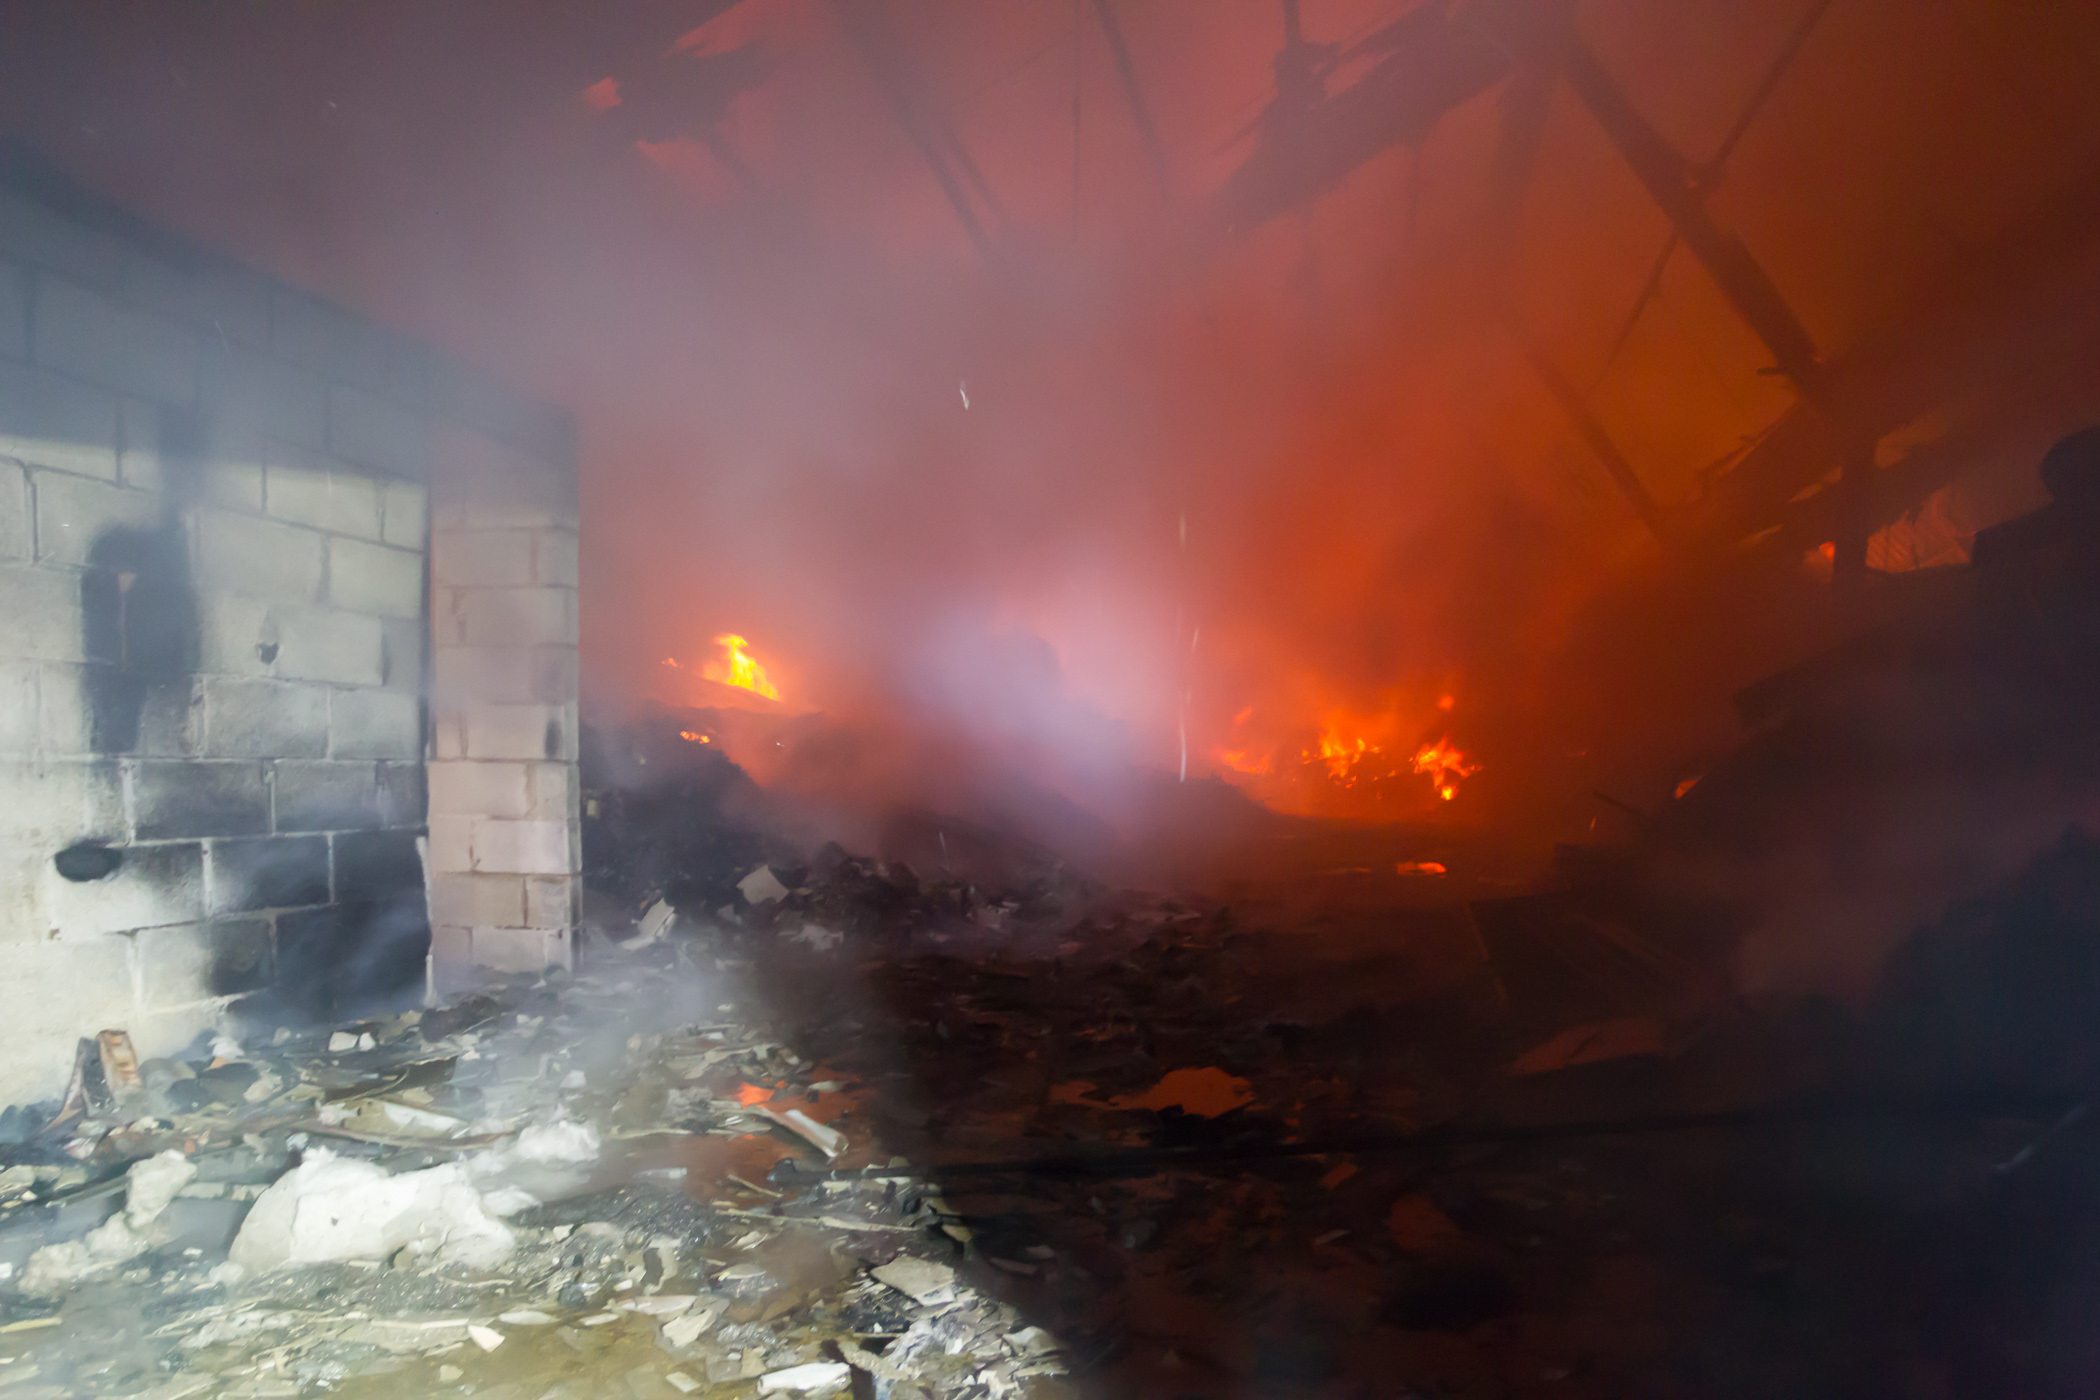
872 1256 956 1303
228 1149 514 1271
468 1324 505 1351
738 866 789 905
666 1372 702 1395
327 1032 358 1053
659 1308 715 1349
757 1361 851 1394
125 1148 197 1229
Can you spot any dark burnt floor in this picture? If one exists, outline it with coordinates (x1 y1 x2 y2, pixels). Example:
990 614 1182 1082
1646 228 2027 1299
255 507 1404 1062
717 863 2100 1400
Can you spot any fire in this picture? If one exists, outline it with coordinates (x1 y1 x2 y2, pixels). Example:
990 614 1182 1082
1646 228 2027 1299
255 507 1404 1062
704 633 781 700
1217 749 1270 775
1411 736 1478 801
1312 726 1379 784
679 731 713 744
1396 860 1447 876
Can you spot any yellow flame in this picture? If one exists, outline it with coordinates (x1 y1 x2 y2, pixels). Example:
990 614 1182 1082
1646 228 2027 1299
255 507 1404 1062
703 634 780 700
1411 736 1479 801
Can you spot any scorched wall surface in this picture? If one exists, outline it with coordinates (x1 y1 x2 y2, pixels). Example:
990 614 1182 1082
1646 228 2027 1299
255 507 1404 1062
0 163 579 1105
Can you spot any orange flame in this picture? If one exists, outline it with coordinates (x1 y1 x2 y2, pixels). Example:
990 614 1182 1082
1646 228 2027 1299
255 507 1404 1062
1396 860 1448 876
1217 749 1270 775
704 634 781 700
1411 736 1479 801
1311 725 1379 784
679 731 712 744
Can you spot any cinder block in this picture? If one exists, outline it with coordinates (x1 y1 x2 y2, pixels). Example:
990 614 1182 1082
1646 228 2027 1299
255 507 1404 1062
375 761 424 827
265 445 381 538
131 673 206 758
470 924 564 973
524 761 574 821
207 834 330 913
334 829 423 904
329 687 419 759
457 703 568 761
201 347 325 449
34 663 91 755
0 936 136 1107
533 647 579 706
0 461 27 561
429 422 575 528
33 274 198 404
0 257 24 359
198 423 266 511
425 813 473 872
0 564 88 662
431 646 534 705
0 356 119 479
194 594 277 679
272 606 383 686
441 586 575 649
117 399 163 492
330 385 429 479
130 759 269 839
33 470 160 565
427 759 530 817
0 757 122 845
122 257 272 351
193 509 323 603
201 677 328 758
135 917 273 1007
524 873 577 930
0 188 125 295
430 711 466 761
431 529 532 588
269 291 349 374
533 529 579 588
0 661 35 753
428 871 527 928
380 479 427 551
379 618 423 692
274 760 380 832
468 817 572 875
328 537 423 619
44 838 205 934
428 922 472 974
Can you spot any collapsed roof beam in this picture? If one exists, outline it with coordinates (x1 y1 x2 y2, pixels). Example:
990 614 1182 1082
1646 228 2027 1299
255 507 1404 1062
1088 0 1173 204
828 0 997 254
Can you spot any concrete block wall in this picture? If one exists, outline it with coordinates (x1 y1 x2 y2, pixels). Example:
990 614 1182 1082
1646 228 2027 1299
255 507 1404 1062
427 424 581 982
0 158 579 1104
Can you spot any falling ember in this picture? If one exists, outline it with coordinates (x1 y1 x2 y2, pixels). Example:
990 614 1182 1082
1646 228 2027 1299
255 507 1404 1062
1396 860 1448 876
662 656 680 668
1437 694 1455 711
1675 776 1701 798
678 731 713 744
1411 736 1479 801
704 634 781 700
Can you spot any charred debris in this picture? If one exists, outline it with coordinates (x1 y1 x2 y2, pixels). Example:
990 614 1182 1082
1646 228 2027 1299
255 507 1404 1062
9 458 2100 1395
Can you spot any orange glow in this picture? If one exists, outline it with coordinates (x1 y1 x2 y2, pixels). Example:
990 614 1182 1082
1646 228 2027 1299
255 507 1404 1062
704 634 781 700
1437 694 1455 712
663 656 680 668
1311 724 1379 784
1396 860 1447 876
580 77 622 112
1675 776 1700 798
679 730 713 744
734 1083 773 1107
1411 736 1479 801
1217 748 1270 775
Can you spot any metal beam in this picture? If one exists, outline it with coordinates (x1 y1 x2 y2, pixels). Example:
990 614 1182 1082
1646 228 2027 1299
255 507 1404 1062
1088 0 1173 204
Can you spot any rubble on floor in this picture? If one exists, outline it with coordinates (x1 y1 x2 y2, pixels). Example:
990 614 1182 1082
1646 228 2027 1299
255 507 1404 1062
4 831 2098 1397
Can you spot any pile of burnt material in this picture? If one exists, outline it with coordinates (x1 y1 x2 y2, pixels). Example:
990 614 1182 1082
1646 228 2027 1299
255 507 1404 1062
581 714 775 913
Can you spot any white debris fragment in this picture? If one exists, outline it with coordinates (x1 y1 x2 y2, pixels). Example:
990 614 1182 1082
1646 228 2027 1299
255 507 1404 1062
227 1150 515 1272
757 1361 852 1394
660 1308 716 1349
622 1294 696 1316
438 1365 464 1383
468 1324 505 1352
784 923 843 952
666 1372 702 1395
738 865 789 905
124 1149 196 1229
327 1031 358 1053
755 1106 846 1158
872 1256 957 1304
210 1034 243 1061
512 1119 601 1163
497 1310 558 1326
624 898 678 949
20 1215 149 1294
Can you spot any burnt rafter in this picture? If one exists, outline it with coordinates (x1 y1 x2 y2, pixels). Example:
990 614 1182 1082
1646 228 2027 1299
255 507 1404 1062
1089 0 1173 204
1204 3 1508 241
1692 162 2100 557
828 0 1001 253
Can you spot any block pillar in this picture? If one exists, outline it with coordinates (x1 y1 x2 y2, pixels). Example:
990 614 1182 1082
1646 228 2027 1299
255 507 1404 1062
426 420 580 981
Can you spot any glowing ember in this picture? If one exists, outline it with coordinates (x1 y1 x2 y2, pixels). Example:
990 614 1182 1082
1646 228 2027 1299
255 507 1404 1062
1675 776 1700 798
704 633 781 700
679 731 713 744
1437 694 1455 711
1217 749 1270 775
1395 860 1448 876
734 1083 773 1107
1411 736 1479 801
